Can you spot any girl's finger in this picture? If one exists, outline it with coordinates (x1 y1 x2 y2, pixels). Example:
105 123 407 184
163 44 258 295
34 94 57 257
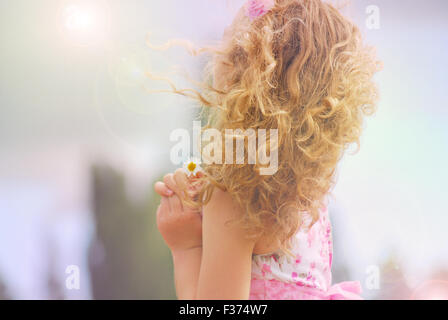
173 168 189 193
163 173 182 195
157 196 171 221
154 181 174 197
195 171 204 179
168 194 183 214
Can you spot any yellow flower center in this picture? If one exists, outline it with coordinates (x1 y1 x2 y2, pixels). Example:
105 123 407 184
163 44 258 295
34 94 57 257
187 162 196 172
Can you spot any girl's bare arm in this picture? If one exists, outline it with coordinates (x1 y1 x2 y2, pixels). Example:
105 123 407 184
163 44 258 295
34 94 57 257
155 171 203 300
196 188 256 299
171 247 202 300
156 171 254 300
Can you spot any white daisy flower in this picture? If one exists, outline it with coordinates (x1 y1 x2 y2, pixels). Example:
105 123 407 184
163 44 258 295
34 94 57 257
182 157 202 177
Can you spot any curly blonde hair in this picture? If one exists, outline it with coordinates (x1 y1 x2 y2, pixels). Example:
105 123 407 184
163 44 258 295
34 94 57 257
156 0 381 253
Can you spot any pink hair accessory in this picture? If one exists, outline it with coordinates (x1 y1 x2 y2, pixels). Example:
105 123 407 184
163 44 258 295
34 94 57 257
246 0 275 20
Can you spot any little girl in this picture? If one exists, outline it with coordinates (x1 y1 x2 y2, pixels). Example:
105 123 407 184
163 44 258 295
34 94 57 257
154 0 380 300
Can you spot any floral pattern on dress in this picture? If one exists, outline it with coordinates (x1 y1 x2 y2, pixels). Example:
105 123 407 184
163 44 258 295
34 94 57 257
250 206 362 300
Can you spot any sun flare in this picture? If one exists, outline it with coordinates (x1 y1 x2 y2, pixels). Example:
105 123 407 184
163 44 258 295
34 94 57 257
60 1 110 46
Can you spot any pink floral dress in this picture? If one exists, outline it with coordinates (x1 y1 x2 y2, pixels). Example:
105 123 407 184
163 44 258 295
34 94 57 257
249 207 362 300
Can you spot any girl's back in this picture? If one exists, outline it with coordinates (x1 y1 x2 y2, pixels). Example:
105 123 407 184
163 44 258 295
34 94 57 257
251 207 361 299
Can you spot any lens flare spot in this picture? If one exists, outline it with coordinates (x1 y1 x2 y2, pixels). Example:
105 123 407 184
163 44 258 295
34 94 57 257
59 0 110 47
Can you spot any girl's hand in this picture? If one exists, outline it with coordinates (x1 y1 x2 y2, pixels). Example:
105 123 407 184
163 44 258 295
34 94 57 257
154 169 203 253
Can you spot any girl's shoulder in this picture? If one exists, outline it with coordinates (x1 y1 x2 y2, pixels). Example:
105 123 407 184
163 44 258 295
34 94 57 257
203 188 251 241
205 188 277 253
253 205 330 256
253 235 280 255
